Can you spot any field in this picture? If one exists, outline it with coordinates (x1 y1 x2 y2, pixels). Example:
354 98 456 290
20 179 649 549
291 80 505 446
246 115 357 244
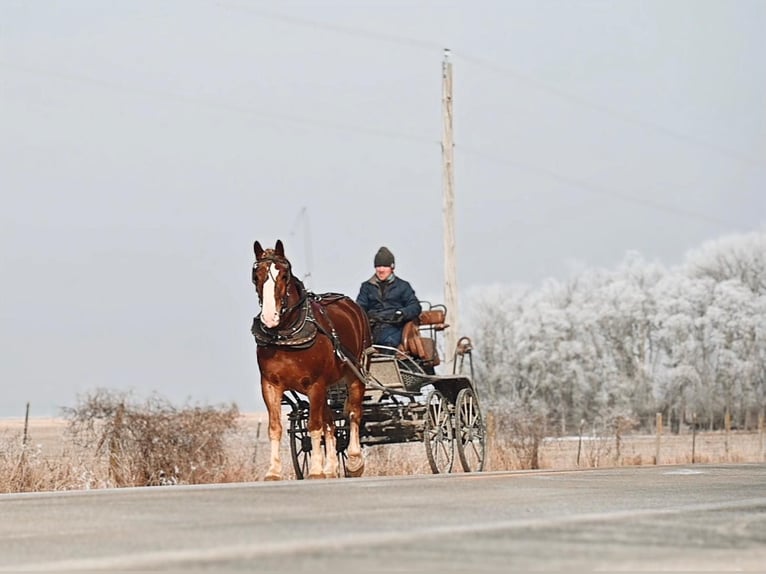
1 413 765 493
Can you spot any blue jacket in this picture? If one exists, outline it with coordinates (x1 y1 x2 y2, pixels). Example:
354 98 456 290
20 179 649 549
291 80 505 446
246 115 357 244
356 275 422 347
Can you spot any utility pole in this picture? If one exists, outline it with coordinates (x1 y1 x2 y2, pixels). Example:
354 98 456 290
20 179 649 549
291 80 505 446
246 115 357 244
442 48 458 364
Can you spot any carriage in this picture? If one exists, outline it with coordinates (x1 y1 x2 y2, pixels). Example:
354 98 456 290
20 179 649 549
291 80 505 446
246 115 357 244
280 302 486 479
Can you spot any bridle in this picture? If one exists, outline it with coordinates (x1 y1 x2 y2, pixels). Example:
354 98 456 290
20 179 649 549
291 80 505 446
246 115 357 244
252 254 306 324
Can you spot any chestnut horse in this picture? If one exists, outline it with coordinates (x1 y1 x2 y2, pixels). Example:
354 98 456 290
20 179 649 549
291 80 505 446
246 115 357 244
251 239 371 479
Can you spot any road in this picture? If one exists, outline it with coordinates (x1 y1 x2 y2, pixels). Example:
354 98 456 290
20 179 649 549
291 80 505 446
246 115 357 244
1 464 765 572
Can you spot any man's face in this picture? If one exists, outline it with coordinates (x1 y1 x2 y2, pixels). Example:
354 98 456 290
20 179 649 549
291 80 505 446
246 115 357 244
375 265 393 282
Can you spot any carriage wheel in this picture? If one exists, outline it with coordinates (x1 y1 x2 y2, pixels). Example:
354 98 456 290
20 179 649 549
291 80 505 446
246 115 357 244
288 414 311 480
455 387 486 472
424 389 454 474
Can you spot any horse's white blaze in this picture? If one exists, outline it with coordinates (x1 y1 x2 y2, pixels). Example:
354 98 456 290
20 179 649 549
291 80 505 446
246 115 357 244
260 262 280 328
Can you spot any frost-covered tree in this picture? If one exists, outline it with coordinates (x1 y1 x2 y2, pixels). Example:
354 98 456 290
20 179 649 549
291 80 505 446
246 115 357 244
468 230 766 435
517 279 585 434
681 231 766 427
584 254 664 427
652 274 718 429
684 231 766 295
707 280 760 427
468 284 528 404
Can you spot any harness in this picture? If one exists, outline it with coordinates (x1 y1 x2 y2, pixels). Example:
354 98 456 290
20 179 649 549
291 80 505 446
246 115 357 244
251 256 348 350
251 253 373 384
251 297 316 349
251 289 351 346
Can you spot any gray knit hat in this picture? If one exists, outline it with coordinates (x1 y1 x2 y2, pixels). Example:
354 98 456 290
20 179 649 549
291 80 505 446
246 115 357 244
374 246 395 267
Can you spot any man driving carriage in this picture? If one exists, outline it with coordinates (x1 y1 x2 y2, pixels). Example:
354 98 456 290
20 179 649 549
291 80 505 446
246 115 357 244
356 246 422 348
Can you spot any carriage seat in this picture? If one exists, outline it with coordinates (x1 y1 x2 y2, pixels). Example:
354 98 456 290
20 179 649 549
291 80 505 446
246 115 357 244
399 308 448 367
419 308 448 331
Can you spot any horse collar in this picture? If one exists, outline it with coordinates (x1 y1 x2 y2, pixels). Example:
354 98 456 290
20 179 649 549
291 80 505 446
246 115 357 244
251 297 317 349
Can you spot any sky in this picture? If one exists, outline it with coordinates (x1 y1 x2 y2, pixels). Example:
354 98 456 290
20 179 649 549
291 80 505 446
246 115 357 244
1 1 764 418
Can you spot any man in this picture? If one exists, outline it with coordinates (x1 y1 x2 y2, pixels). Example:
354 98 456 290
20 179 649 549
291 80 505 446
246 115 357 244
356 246 422 348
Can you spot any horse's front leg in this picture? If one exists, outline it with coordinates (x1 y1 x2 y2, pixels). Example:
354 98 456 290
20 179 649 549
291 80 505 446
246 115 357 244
261 381 284 481
322 402 339 478
307 387 328 479
345 378 366 477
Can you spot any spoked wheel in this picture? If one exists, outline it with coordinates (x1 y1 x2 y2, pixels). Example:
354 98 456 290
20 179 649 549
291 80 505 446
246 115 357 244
455 387 486 472
424 389 454 474
288 413 311 480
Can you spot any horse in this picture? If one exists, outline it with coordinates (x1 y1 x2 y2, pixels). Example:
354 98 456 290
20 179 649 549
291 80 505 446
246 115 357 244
251 239 372 479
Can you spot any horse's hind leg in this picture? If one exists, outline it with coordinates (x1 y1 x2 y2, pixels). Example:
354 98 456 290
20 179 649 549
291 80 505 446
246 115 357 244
345 378 366 477
307 387 328 479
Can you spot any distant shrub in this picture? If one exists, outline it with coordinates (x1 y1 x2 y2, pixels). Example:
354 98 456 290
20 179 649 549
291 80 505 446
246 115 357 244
488 406 548 470
63 389 241 487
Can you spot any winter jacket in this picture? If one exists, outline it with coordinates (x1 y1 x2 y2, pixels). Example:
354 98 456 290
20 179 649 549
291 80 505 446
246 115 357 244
356 274 422 347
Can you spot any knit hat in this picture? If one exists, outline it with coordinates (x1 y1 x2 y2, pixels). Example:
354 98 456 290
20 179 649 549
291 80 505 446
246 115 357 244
374 246 395 267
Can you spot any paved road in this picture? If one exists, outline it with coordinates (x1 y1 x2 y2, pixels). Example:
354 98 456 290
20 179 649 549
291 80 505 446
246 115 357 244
1 464 765 572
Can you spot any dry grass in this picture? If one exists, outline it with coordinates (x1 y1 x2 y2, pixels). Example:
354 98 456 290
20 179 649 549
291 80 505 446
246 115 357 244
1 391 264 493
63 390 246 486
2 405 765 494
485 421 766 471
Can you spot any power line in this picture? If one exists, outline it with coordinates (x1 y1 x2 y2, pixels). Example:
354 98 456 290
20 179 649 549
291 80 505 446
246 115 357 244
1 14 756 231
210 1 444 52
0 60 436 146
454 53 763 169
458 144 740 229
208 2 762 169
1 60 744 229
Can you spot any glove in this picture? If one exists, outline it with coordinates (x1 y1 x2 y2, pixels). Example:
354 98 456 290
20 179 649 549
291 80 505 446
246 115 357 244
367 311 382 325
393 309 404 323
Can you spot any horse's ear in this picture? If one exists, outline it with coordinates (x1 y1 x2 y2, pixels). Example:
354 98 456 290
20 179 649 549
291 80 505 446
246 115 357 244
275 239 285 257
254 241 264 260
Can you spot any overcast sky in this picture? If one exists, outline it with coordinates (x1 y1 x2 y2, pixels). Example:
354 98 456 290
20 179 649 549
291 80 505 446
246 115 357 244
2 1 764 418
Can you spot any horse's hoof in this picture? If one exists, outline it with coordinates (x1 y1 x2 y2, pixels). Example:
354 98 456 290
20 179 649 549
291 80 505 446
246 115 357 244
346 459 365 478
307 473 325 480
263 474 281 481
346 466 364 478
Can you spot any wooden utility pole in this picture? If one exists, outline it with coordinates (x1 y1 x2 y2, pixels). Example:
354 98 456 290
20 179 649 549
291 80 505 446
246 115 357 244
442 48 458 365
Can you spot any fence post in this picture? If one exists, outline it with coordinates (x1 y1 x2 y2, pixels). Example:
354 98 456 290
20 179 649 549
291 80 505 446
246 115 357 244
252 419 262 464
691 412 697 464
22 402 30 448
655 412 662 465
724 409 731 462
486 410 495 471
759 411 765 463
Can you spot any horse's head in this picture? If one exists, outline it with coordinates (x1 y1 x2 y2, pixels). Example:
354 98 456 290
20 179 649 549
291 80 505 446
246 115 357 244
252 239 293 329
